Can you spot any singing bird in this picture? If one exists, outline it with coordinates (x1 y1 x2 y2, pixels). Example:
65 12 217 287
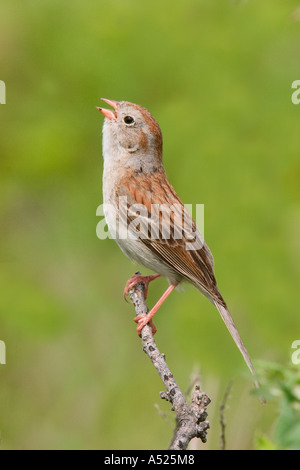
97 98 260 390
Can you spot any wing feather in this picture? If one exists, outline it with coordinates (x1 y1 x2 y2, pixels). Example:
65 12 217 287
116 170 226 306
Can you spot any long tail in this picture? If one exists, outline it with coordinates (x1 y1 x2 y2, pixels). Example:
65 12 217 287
214 300 262 395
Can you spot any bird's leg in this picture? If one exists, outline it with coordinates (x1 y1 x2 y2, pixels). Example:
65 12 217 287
134 284 177 336
124 272 161 300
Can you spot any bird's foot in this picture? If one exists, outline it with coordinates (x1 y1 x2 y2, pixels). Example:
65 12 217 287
124 273 161 300
134 314 157 336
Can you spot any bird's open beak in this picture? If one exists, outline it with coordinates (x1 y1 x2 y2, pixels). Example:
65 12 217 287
96 98 119 120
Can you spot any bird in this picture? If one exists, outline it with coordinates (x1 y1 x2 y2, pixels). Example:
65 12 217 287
97 98 260 390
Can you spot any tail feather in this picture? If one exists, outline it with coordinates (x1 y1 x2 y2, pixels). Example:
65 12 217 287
214 301 261 394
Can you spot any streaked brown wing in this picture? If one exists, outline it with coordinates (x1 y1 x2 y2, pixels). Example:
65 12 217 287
116 170 226 306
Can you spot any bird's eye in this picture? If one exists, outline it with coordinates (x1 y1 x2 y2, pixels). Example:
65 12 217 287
123 115 135 125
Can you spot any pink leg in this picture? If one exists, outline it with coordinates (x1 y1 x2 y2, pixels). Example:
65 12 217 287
124 273 161 300
134 284 177 336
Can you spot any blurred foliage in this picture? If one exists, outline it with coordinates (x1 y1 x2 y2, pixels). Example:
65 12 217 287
255 362 300 450
0 0 300 449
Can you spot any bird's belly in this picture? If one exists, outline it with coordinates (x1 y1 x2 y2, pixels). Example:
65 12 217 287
116 235 180 283
103 191 181 284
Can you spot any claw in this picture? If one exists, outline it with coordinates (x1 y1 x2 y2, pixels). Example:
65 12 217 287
124 273 161 300
134 315 157 336
133 284 177 337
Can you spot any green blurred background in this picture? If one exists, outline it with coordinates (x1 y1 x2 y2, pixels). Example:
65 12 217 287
0 0 300 450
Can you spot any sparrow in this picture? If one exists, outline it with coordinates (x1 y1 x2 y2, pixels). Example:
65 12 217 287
97 98 259 388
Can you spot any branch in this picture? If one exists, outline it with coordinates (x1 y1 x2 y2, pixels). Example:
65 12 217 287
129 277 211 450
219 381 232 450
